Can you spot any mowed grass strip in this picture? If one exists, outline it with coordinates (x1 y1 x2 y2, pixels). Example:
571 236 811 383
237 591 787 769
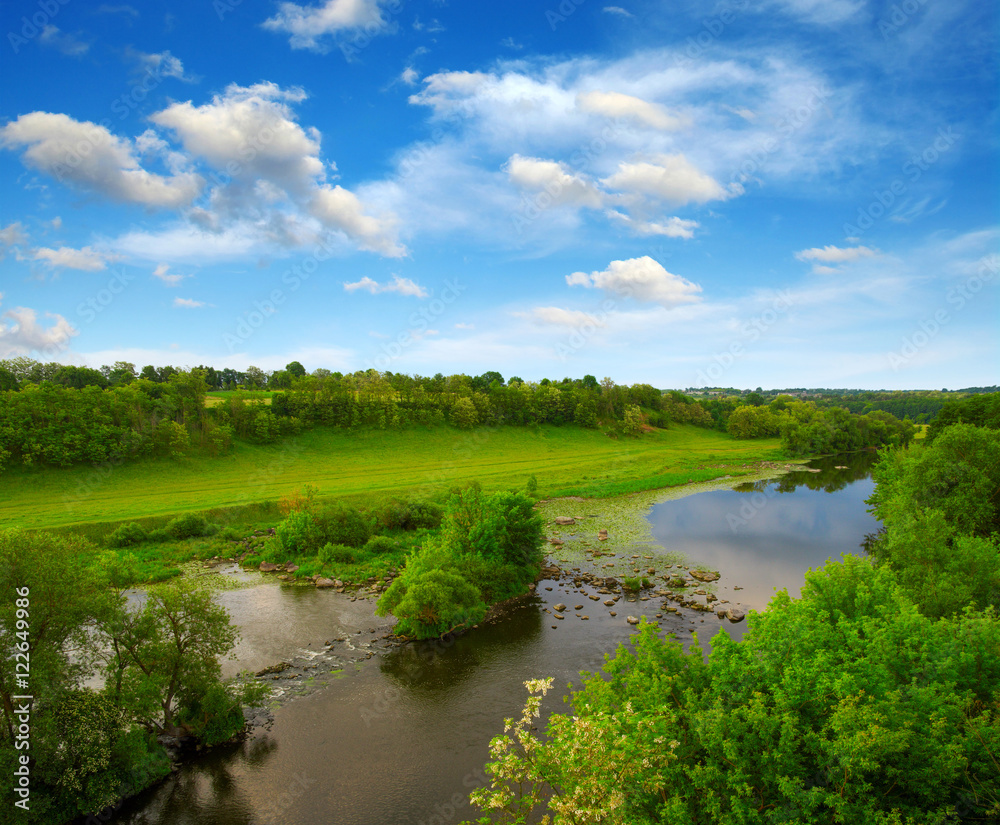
0 424 785 531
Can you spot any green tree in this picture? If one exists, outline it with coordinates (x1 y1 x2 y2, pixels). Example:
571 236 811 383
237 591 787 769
452 396 479 429
285 360 307 378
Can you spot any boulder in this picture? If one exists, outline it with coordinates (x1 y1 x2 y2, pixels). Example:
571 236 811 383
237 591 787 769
259 562 279 573
554 516 576 525
553 603 567 612
689 570 720 583
726 608 746 623
315 578 336 588
626 616 640 625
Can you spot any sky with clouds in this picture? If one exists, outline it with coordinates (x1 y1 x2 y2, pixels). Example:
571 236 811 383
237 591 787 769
0 0 996 389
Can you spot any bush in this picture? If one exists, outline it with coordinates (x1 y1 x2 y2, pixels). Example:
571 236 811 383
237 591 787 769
274 510 320 556
319 542 359 565
375 497 444 531
165 513 211 540
147 528 172 543
108 522 149 548
363 535 397 555
315 501 373 548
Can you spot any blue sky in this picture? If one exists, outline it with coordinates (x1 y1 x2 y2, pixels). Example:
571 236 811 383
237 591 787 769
0 0 996 389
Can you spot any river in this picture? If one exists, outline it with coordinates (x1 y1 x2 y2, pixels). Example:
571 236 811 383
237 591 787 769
103 452 881 825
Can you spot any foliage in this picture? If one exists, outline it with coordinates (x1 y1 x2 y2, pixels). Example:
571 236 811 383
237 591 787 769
377 546 487 638
108 521 150 547
374 496 444 531
363 534 397 555
466 558 1000 825
437 486 544 569
314 500 374 547
165 512 212 540
928 392 1000 441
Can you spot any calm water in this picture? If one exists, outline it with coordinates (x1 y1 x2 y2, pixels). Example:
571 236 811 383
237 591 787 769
104 453 881 825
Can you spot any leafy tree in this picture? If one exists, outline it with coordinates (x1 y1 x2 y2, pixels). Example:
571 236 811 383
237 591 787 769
622 404 644 436
467 557 1000 824
52 365 108 389
452 397 479 429
285 360 306 378
102 580 241 736
244 365 267 389
0 366 19 391
139 364 159 382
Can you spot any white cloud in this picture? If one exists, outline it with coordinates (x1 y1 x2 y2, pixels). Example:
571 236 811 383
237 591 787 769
795 244 879 273
0 222 28 247
262 0 388 51
343 274 427 297
0 301 77 357
151 82 405 257
127 48 198 82
505 154 604 209
33 245 120 271
602 154 737 206
764 0 864 25
567 256 702 307
517 307 607 328
400 67 419 85
0 112 202 208
606 211 699 238
173 297 205 308
152 263 186 286
577 90 687 131
795 244 880 264
603 6 634 17
454 322 474 330
38 25 89 56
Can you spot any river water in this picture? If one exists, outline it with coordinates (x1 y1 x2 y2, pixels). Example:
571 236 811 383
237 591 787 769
105 453 881 825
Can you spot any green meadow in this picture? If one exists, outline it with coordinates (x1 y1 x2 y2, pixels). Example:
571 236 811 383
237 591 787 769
0 424 784 535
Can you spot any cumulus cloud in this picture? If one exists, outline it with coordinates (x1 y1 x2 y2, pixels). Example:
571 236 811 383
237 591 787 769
151 82 405 256
518 307 607 328
262 0 388 51
795 244 879 273
567 256 702 307
505 154 604 208
32 245 120 271
0 112 202 208
0 299 77 357
173 297 205 308
400 66 419 85
602 154 738 206
343 274 427 297
577 90 687 131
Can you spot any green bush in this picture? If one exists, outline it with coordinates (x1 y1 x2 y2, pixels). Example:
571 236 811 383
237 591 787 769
315 501 373 547
319 542 357 565
363 535 397 555
165 513 211 540
375 497 444 531
274 509 320 556
376 546 486 639
146 528 172 543
107 522 149 548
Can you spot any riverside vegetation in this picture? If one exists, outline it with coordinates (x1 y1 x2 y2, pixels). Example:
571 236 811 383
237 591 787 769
0 366 974 824
463 397 1000 825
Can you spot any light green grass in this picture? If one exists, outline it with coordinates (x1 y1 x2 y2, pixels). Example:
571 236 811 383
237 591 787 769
204 390 273 407
0 424 785 533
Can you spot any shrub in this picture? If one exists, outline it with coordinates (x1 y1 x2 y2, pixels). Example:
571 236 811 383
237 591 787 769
363 535 397 555
375 497 444 531
146 528 172 543
108 522 149 548
274 509 320 556
319 542 357 565
315 501 373 548
165 513 211 540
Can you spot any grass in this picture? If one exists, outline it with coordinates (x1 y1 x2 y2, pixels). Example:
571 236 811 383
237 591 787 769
0 424 786 535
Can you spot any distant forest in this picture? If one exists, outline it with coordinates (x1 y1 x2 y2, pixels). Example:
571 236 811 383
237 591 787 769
1 357 986 472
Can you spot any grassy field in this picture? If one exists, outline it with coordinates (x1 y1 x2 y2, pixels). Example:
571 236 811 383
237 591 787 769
0 424 785 535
